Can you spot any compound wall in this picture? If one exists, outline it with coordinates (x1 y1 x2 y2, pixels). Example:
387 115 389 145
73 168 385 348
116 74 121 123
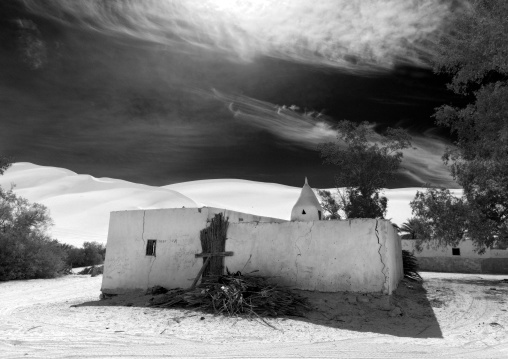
101 207 284 294
226 219 402 294
102 209 403 294
402 239 508 274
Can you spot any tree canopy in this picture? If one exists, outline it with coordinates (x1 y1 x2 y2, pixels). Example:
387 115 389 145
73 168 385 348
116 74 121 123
0 186 66 280
0 156 10 176
422 0 508 250
319 120 412 219
316 189 341 220
0 156 106 280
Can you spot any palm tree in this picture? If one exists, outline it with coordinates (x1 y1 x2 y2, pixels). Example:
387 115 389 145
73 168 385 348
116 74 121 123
400 218 421 239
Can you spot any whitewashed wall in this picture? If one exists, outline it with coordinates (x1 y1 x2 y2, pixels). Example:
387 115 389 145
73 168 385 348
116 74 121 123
402 239 508 258
402 239 508 274
102 209 403 294
102 207 284 293
383 220 404 293
226 219 401 294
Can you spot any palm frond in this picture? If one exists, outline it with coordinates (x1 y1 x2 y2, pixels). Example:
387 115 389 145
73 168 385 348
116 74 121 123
402 249 422 282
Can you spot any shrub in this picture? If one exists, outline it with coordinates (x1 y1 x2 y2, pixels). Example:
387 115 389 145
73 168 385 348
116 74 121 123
59 242 106 268
83 241 106 266
0 187 68 280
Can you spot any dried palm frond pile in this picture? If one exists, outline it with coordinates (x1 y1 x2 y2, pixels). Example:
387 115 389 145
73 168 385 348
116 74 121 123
402 250 422 282
78 265 104 276
151 271 310 318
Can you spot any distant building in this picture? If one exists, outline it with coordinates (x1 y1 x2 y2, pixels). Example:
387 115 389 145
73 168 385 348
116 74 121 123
290 178 323 221
402 239 508 274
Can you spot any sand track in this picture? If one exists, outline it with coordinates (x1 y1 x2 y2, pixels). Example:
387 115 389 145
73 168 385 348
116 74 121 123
1 272 507 358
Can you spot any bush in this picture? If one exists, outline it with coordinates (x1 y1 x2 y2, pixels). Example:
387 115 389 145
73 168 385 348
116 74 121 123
83 241 106 266
0 187 68 280
58 241 106 268
65 245 87 267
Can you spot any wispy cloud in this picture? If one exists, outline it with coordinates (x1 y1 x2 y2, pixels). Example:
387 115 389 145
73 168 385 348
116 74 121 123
210 89 455 186
21 0 458 73
399 130 456 187
209 89 337 148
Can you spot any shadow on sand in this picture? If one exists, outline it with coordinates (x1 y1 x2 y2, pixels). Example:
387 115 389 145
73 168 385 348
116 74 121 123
73 277 443 339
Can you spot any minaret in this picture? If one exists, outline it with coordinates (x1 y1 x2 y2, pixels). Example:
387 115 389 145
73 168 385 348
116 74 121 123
290 177 323 221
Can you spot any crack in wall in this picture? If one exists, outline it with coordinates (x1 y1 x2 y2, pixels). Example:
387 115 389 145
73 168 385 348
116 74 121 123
141 210 146 247
294 242 301 281
375 220 389 294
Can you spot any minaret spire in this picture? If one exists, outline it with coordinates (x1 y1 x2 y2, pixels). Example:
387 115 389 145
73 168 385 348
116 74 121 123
290 176 323 221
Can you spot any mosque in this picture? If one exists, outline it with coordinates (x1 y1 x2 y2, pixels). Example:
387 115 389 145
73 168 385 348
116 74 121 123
101 179 403 295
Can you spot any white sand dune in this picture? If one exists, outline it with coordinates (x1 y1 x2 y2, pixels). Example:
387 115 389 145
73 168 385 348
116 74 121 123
0 163 197 246
165 179 301 220
0 162 462 246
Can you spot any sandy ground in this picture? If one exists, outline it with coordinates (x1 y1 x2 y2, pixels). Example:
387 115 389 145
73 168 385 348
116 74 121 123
1 272 507 359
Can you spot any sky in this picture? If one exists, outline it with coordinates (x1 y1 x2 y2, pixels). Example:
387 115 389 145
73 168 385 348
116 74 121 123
0 0 466 188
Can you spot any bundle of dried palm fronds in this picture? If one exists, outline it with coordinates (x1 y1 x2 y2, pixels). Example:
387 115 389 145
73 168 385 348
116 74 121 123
151 271 310 318
200 212 229 277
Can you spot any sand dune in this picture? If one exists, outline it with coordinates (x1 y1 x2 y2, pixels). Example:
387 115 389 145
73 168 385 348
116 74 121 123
0 163 197 245
165 179 301 220
0 162 462 246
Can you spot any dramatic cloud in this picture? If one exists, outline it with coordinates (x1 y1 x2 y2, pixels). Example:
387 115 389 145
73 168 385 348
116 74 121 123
21 0 457 72
210 89 337 148
210 90 455 186
399 132 455 187
0 1 461 188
